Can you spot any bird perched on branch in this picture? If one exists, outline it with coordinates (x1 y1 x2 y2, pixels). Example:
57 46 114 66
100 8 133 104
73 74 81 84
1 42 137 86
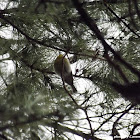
54 54 77 92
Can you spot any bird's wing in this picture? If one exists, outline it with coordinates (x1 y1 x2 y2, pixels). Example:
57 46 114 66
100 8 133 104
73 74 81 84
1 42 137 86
63 58 72 74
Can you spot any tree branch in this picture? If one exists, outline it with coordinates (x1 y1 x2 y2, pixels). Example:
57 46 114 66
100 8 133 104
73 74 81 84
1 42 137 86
0 14 64 52
130 123 140 136
112 104 135 138
0 113 101 140
104 2 140 36
71 0 140 79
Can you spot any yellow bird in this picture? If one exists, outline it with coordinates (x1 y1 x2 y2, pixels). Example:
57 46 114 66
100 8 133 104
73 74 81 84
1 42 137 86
54 54 77 92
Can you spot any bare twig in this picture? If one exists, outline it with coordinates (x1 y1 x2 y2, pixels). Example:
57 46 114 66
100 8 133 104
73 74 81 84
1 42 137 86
112 104 135 138
83 108 94 138
95 112 116 133
130 123 140 136
110 11 137 22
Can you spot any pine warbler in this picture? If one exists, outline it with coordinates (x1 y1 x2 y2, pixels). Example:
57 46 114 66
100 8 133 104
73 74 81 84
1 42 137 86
54 54 77 92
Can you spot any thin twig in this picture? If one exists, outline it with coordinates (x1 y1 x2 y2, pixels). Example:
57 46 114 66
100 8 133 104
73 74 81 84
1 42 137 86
130 123 140 136
112 104 135 138
95 112 116 133
83 108 94 138
104 2 140 38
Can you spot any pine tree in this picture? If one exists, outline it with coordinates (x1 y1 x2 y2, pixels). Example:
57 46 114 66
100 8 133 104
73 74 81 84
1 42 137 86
0 0 140 140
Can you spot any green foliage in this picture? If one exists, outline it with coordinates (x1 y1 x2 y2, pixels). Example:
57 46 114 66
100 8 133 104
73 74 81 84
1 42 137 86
0 0 140 140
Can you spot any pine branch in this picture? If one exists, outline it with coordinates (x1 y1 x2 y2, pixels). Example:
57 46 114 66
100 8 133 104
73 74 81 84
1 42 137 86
0 113 101 140
0 14 64 52
0 12 105 62
133 0 140 20
104 2 140 37
71 0 140 79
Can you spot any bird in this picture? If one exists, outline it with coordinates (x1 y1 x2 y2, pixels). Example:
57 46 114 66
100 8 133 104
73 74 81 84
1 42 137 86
54 54 77 92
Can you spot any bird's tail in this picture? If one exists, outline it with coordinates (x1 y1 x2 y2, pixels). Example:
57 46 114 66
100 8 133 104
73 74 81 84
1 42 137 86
71 85 77 93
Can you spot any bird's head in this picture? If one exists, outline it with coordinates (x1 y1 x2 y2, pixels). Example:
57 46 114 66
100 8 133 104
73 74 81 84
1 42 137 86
57 54 64 59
